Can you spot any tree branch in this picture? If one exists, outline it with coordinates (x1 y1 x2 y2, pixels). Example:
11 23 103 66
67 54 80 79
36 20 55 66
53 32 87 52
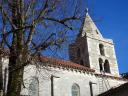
1 8 11 48
42 16 80 30
31 33 56 55
0 5 17 29
25 0 49 46
25 25 35 46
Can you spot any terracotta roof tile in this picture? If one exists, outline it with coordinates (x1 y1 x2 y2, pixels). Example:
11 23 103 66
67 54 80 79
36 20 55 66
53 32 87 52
1 49 127 81
38 56 95 73
36 56 128 81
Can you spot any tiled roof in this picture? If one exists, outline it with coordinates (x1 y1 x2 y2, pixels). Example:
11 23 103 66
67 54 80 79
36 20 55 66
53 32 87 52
38 56 95 73
37 56 128 81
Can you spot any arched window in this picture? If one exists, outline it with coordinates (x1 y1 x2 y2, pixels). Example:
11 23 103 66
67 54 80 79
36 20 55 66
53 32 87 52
77 48 81 57
99 44 105 56
104 60 111 73
29 77 39 96
72 84 80 96
99 58 103 72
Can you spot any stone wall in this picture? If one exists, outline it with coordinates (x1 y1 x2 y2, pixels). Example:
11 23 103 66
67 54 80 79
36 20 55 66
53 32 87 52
69 12 119 77
86 34 119 76
21 64 127 96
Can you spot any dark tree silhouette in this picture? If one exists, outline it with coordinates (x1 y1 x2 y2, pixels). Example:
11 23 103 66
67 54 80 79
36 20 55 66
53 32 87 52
0 0 86 96
121 72 128 79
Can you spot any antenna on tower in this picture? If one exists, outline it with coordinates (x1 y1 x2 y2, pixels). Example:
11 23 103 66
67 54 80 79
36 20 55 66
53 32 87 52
85 0 89 15
86 8 89 13
86 0 89 10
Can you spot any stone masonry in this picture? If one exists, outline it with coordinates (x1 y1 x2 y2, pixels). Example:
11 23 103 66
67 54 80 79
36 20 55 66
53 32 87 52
69 12 119 76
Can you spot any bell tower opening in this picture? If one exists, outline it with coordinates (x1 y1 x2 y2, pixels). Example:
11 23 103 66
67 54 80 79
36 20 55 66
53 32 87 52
99 44 105 56
104 60 111 73
77 48 81 57
99 58 103 72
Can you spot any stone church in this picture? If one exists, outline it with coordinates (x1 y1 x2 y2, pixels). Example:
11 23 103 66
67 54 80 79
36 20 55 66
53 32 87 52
2 11 128 96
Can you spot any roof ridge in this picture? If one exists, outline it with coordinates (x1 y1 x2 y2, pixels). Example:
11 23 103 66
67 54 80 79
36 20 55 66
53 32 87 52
38 56 95 72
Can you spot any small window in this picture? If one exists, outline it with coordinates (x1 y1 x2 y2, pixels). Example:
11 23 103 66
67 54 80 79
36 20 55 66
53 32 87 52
96 30 99 34
80 60 84 66
104 60 111 73
77 48 81 57
72 84 80 96
99 44 105 56
99 58 103 72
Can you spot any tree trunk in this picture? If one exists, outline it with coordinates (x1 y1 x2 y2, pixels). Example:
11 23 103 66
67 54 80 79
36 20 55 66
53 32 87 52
6 68 23 96
6 0 25 96
0 57 3 96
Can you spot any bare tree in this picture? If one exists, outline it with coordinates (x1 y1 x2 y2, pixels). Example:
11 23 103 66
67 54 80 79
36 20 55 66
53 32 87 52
0 0 86 96
0 54 3 96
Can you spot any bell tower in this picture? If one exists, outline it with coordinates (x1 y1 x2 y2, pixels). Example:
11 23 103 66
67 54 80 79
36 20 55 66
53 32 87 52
69 11 119 76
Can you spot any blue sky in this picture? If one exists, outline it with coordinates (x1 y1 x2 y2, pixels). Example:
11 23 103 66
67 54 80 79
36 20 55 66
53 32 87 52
42 0 128 74
88 0 128 73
